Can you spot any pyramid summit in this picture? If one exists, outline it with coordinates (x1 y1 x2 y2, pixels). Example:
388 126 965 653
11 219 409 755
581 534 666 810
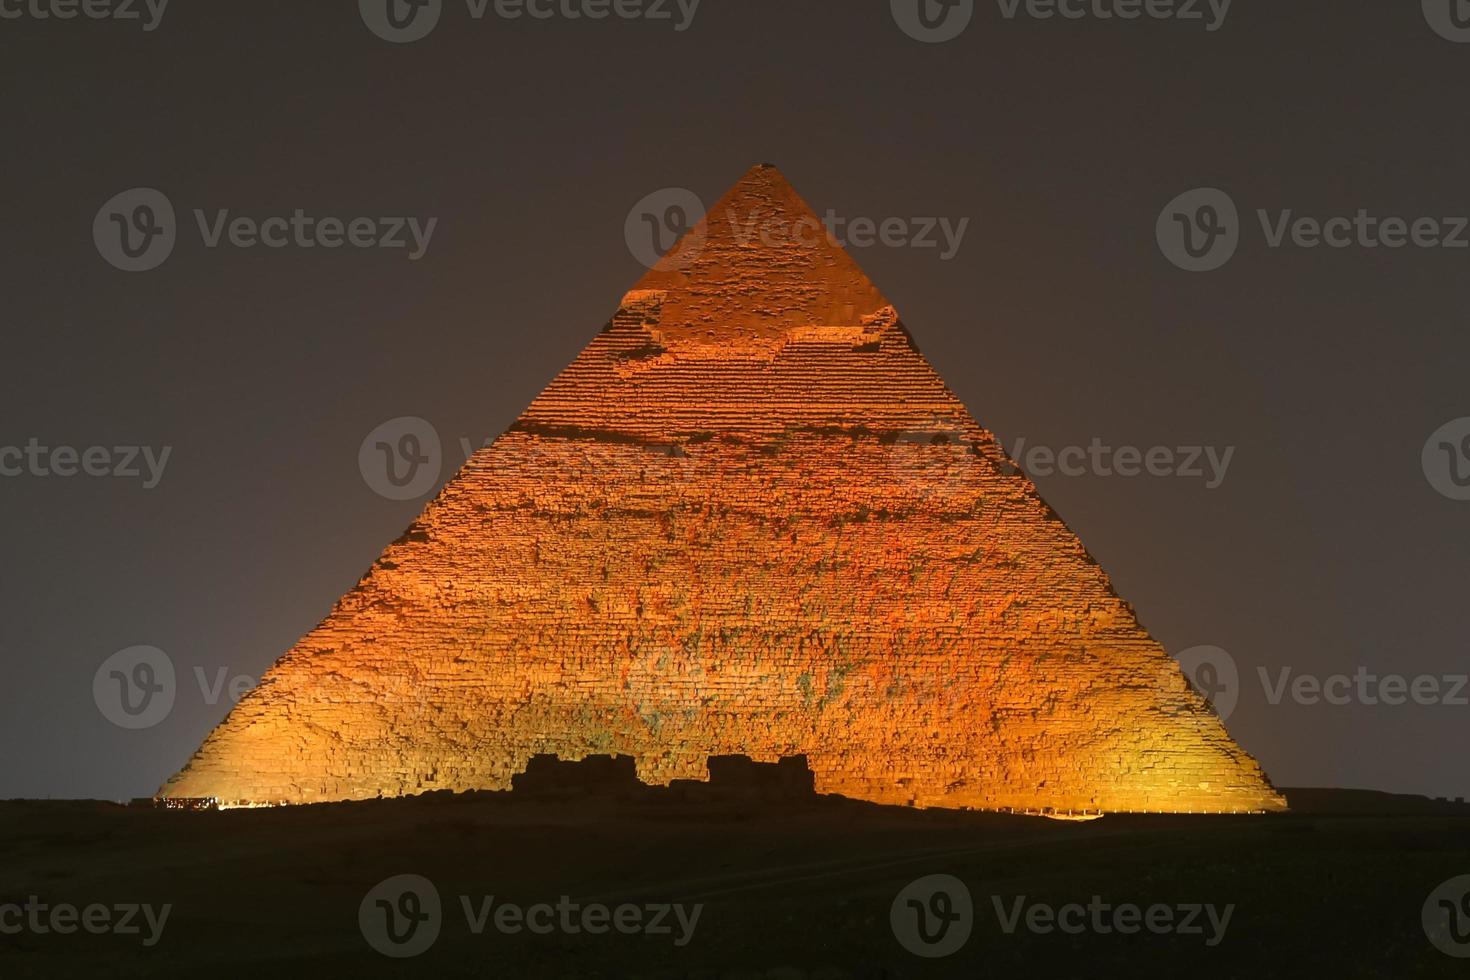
630 164 889 344
161 166 1284 814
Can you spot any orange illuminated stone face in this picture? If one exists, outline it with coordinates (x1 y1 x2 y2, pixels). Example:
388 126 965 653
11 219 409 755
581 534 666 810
160 165 1285 814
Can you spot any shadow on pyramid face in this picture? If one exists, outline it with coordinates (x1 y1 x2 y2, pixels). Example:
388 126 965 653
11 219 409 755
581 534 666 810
883 414 984 508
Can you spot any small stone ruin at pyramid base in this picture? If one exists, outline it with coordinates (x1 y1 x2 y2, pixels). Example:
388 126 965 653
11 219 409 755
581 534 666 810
160 165 1285 816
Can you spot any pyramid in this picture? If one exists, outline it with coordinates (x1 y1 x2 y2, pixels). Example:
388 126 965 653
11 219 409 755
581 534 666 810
161 166 1284 814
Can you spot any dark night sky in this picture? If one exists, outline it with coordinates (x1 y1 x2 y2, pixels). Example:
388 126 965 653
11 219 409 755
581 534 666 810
2 1 1466 802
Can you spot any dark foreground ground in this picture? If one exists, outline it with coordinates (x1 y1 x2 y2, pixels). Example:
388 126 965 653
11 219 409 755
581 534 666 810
1 785 1467 979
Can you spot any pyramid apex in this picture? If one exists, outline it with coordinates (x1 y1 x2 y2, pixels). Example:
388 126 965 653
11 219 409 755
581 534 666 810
629 166 890 344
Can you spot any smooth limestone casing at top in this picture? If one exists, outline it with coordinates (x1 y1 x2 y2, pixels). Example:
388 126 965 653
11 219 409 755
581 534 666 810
160 166 1285 814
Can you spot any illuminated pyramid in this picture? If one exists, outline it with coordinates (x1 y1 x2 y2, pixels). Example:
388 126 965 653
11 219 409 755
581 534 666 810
161 165 1284 813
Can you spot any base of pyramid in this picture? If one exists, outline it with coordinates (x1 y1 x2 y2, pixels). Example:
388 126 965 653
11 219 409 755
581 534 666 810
160 743 1286 815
